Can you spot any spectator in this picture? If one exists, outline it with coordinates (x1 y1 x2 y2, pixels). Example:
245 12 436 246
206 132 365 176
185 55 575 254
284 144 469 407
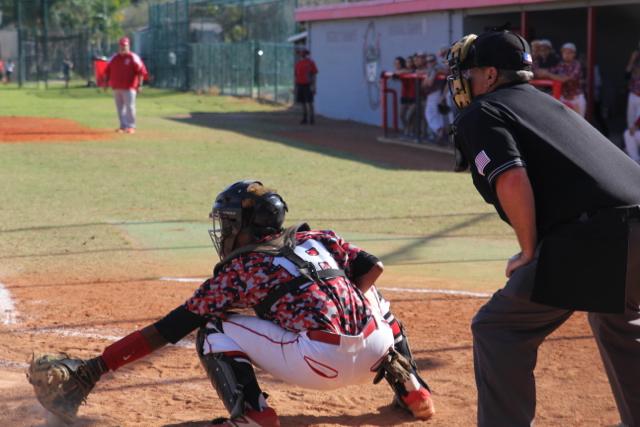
5 60 15 84
625 42 640 140
406 55 416 71
62 58 73 89
532 39 559 77
392 56 416 137
103 37 149 134
623 115 640 164
0 59 4 83
541 42 586 117
530 39 542 63
423 53 449 144
413 52 429 137
294 48 318 125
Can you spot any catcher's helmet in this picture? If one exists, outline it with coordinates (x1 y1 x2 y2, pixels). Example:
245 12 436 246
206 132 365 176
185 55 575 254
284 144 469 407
209 180 288 258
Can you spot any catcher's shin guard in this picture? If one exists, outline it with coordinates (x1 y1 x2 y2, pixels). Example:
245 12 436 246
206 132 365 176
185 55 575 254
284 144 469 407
392 319 431 392
196 325 264 419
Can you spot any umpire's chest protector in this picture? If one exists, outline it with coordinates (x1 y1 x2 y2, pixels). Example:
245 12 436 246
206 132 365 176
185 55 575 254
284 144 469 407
532 207 640 313
455 83 640 314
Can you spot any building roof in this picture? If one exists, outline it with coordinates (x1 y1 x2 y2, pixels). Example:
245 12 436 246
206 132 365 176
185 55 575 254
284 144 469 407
295 0 627 22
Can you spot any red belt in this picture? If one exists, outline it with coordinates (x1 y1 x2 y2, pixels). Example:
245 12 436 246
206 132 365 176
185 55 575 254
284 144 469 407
307 317 378 345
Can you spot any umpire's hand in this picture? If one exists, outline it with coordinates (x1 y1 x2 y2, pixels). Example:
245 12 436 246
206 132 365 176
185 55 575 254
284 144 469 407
506 252 534 278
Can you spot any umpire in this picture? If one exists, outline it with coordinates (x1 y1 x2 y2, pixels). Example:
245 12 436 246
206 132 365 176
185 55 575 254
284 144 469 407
448 30 640 426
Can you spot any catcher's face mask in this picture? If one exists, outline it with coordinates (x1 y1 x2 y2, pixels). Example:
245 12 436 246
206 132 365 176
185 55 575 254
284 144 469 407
209 209 241 259
447 34 478 110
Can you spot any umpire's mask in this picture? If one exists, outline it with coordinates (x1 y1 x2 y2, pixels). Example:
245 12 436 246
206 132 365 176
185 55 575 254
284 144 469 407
447 30 533 110
447 34 478 110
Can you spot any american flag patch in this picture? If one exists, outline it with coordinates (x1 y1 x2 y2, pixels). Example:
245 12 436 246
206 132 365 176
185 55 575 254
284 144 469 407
475 150 491 176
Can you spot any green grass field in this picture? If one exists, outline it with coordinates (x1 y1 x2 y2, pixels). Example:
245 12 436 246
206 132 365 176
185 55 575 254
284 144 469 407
0 84 517 290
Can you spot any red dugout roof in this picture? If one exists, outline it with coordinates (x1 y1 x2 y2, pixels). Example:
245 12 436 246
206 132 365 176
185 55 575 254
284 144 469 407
295 0 560 22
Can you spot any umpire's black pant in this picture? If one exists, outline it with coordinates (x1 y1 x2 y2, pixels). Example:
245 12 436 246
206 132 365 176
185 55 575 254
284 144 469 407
472 223 640 427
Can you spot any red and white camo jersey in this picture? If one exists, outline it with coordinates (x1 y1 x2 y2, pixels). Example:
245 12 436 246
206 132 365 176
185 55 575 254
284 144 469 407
184 230 372 335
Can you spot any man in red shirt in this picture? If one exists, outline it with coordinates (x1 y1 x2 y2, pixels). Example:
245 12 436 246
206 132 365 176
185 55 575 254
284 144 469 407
104 37 148 134
294 49 318 124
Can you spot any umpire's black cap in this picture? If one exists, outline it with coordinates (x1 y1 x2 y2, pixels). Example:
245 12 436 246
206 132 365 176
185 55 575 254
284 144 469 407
460 30 533 71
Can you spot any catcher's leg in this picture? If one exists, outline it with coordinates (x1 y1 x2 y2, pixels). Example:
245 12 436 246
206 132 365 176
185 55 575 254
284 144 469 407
366 287 434 420
196 322 280 427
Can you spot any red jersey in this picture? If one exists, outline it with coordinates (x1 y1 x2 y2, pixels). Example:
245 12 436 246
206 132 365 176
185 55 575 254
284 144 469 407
551 60 582 99
295 58 318 85
400 75 416 99
185 230 371 335
104 52 148 90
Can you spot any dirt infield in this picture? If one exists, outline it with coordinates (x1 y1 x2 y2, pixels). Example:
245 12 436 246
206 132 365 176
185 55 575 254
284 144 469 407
0 116 110 143
0 272 621 427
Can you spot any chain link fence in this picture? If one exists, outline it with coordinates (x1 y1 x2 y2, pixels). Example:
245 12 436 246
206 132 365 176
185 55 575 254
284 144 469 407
189 41 293 102
10 0 117 87
144 0 297 102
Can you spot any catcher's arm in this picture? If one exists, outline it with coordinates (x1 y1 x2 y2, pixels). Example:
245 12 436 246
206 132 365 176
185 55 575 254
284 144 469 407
28 306 206 423
350 251 383 294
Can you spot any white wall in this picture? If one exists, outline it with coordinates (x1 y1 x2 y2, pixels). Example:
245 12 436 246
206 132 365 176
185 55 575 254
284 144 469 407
308 11 463 125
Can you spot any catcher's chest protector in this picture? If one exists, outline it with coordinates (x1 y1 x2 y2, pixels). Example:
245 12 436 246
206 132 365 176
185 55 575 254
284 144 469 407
214 223 347 317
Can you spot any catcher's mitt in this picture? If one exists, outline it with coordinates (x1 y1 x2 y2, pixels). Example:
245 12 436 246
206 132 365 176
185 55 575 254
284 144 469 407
26 353 100 425
372 349 413 386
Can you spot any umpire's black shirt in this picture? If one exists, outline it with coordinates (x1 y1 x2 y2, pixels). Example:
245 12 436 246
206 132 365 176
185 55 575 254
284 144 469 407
454 82 640 238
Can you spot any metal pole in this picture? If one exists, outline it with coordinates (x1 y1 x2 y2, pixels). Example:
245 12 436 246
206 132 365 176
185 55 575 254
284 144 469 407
16 0 24 87
416 75 422 144
42 0 48 89
520 10 528 39
586 6 596 122
274 45 278 103
381 75 388 137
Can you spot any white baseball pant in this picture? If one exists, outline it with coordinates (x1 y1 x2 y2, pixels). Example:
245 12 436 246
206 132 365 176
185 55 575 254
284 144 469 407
200 288 394 390
114 89 137 129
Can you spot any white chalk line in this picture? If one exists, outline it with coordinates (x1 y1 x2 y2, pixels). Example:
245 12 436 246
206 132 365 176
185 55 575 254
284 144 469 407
0 359 29 369
0 281 18 325
16 326 194 349
159 276 492 298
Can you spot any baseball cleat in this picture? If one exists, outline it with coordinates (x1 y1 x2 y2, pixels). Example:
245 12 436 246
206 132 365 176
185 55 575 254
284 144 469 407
396 387 435 420
125 128 136 134
115 128 125 133
208 407 280 427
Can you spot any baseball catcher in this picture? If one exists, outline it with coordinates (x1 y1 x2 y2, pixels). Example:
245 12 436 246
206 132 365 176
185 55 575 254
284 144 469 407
28 180 434 426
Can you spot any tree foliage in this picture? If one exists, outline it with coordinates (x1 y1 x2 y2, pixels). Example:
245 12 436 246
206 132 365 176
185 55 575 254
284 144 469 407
0 0 129 38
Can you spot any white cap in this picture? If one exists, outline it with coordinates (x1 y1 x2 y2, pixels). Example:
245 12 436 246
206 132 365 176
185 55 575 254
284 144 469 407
561 42 577 52
539 39 553 48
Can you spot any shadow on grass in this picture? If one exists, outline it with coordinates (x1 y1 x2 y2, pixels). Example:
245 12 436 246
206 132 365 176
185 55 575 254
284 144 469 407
0 212 495 234
168 110 455 172
379 212 494 264
27 87 186 100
